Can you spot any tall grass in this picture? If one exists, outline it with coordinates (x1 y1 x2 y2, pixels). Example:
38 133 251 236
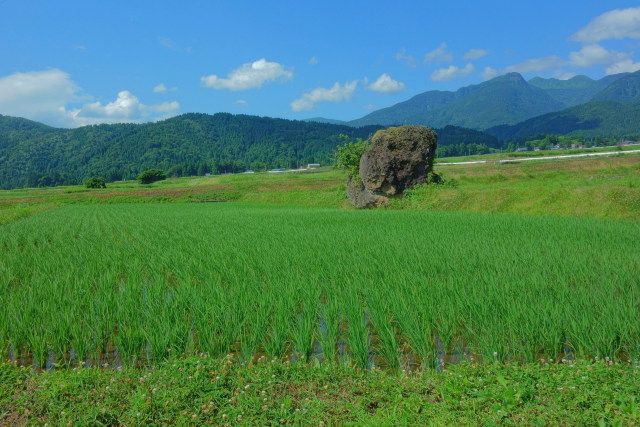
0 203 638 369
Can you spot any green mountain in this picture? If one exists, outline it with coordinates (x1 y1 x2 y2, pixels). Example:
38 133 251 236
528 73 626 106
348 73 565 130
486 99 640 140
591 70 640 102
0 113 499 189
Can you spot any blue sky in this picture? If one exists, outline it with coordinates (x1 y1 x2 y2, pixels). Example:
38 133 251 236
1 0 640 127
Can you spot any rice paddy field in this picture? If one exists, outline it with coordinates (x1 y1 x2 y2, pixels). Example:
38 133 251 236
1 154 640 424
1 202 638 370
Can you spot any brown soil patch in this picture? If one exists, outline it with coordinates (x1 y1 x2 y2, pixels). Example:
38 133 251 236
79 185 238 200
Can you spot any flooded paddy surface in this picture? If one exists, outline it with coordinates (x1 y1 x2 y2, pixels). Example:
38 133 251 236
1 203 639 370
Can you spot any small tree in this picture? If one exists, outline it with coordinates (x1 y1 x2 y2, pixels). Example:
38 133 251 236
84 176 106 189
334 135 370 181
138 169 167 184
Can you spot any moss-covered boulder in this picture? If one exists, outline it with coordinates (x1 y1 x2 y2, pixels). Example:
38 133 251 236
347 125 437 208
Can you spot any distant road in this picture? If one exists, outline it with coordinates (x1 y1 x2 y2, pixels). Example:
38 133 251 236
437 149 640 166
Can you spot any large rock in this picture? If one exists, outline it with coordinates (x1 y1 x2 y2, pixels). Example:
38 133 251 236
347 125 437 208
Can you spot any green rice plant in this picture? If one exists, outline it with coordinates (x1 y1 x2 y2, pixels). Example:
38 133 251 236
434 298 460 361
292 287 319 362
368 293 400 372
88 292 115 367
0 304 8 360
262 296 293 360
392 291 437 370
113 282 146 366
70 320 91 366
238 301 267 362
27 325 48 369
344 293 369 370
318 296 341 364
191 293 226 357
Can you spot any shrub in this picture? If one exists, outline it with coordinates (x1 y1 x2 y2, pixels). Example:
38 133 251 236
333 135 370 180
138 169 167 184
84 177 106 189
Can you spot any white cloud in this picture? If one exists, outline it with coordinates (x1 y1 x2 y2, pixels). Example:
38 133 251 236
201 58 293 91
430 64 475 81
568 44 629 67
309 56 318 65
153 83 177 93
0 69 179 127
290 80 358 111
368 73 406 94
71 91 179 126
235 99 248 106
486 46 633 80
424 43 454 64
571 7 640 43
462 49 488 60
605 59 640 75
504 56 564 74
0 69 80 122
364 104 376 110
482 66 498 80
395 48 416 67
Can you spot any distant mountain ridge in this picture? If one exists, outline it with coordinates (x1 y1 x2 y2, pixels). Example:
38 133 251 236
485 71 640 140
331 71 630 133
527 74 625 106
348 73 567 130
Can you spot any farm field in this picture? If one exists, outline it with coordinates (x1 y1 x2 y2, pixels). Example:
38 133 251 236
1 154 639 424
2 203 639 368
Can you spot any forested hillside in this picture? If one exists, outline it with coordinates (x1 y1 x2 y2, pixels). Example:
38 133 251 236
591 71 640 102
486 99 640 140
0 113 499 189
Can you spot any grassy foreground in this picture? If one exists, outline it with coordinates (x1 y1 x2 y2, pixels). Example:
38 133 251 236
2 357 639 425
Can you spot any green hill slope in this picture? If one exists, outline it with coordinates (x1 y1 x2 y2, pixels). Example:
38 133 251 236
591 70 640 102
0 113 384 189
486 99 640 140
